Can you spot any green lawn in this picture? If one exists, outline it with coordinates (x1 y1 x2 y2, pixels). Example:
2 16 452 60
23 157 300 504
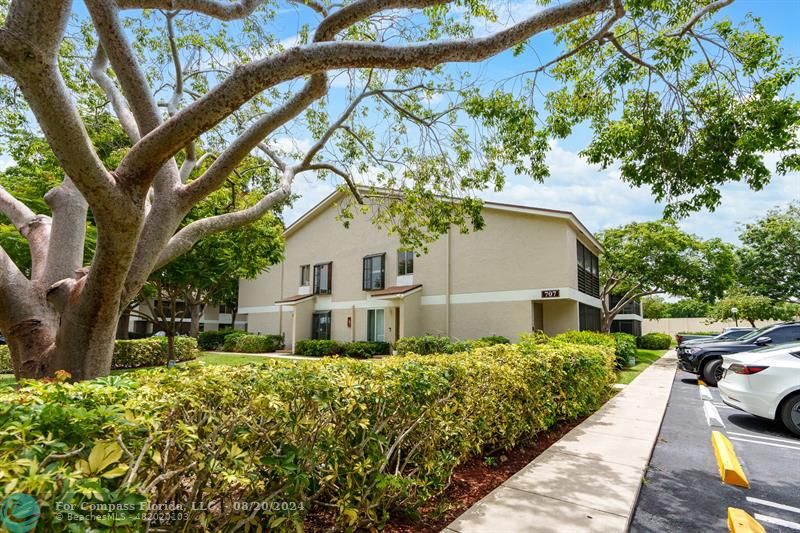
0 374 15 388
616 349 668 385
197 352 281 366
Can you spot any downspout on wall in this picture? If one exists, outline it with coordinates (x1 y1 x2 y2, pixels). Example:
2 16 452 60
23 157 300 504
278 261 284 337
446 225 452 339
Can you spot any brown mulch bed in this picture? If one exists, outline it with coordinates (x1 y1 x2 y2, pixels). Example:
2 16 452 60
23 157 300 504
304 415 587 532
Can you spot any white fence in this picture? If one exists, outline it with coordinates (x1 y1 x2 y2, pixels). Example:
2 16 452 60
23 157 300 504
642 318 782 337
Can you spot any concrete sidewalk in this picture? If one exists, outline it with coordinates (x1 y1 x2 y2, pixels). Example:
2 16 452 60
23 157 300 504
445 350 677 533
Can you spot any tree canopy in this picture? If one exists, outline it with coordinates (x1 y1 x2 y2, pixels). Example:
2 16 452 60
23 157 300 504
598 219 735 330
737 203 800 303
0 0 798 379
708 291 799 327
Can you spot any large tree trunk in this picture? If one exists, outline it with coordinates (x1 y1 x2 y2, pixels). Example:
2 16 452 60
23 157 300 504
189 303 202 338
4 304 59 379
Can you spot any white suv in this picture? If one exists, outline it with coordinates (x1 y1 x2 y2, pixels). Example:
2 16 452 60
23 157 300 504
718 342 800 436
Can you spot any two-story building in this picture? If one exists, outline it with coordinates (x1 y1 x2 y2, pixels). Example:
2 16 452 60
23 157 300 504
239 189 614 350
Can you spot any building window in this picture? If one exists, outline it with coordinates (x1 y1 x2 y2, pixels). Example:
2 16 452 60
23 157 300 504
314 262 332 294
577 241 600 298
398 250 414 276
609 294 641 316
367 309 385 342
362 254 386 291
311 311 331 340
579 303 601 332
300 265 310 286
611 319 642 337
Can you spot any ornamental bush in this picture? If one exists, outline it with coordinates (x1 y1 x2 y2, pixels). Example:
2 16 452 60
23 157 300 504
638 332 672 350
199 328 248 351
0 345 10 373
0 341 614 531
111 337 199 369
225 334 285 353
341 341 391 359
294 339 343 357
222 330 249 351
611 333 637 367
395 334 510 355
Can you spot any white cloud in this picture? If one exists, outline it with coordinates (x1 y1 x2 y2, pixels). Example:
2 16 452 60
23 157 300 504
0 155 14 171
481 140 800 243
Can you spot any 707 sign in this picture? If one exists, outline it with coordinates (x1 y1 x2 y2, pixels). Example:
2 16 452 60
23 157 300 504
541 290 560 298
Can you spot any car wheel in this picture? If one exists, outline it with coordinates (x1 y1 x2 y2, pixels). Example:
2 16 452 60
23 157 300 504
780 395 800 437
702 358 723 387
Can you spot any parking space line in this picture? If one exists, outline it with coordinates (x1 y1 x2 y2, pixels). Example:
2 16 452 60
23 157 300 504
729 436 800 451
754 513 800 530
747 497 800 515
703 401 725 428
728 431 799 446
713 402 737 410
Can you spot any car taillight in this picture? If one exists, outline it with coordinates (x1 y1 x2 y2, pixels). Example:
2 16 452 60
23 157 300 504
728 364 769 375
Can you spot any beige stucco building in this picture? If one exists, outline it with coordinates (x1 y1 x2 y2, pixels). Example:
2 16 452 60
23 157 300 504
239 190 606 349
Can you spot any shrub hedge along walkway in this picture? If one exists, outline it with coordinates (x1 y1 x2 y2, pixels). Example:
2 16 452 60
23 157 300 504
0 339 615 531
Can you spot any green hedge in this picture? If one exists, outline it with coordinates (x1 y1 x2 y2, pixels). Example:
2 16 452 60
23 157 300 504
198 328 247 350
0 341 614 531
552 330 638 368
222 330 249 351
611 333 637 367
224 334 285 353
112 337 199 369
0 345 10 373
293 340 391 358
395 335 511 355
638 332 672 350
0 338 199 375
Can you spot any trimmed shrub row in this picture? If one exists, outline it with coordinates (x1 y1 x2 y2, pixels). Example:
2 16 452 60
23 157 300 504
294 339 391 358
0 341 615 531
0 339 199 374
224 334 285 353
0 345 10 373
552 330 637 368
198 328 247 350
394 334 511 355
638 332 672 350
112 337 199 369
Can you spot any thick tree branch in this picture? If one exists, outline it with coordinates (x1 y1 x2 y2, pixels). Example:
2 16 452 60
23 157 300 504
0 185 51 281
115 0 266 20
180 74 327 206
155 168 294 269
86 0 183 195
43 179 88 288
91 45 141 141
115 0 611 186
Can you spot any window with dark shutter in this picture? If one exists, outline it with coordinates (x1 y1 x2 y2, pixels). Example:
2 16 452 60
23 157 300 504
577 241 600 298
313 262 332 294
362 254 386 291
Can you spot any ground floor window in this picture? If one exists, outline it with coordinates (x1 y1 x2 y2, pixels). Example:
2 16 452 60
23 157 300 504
367 309 385 342
610 319 642 336
312 311 331 340
579 303 601 332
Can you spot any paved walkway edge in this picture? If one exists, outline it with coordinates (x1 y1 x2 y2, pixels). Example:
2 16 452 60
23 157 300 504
445 350 678 533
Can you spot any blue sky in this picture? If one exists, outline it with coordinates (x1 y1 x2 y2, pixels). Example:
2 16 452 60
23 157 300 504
276 0 800 244
6 0 797 245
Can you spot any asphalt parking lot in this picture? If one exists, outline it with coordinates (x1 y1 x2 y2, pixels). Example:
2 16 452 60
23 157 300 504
631 368 800 532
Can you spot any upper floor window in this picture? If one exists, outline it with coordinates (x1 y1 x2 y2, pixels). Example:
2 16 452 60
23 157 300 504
314 262 332 294
577 241 600 299
363 253 386 291
398 250 414 276
300 264 310 286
